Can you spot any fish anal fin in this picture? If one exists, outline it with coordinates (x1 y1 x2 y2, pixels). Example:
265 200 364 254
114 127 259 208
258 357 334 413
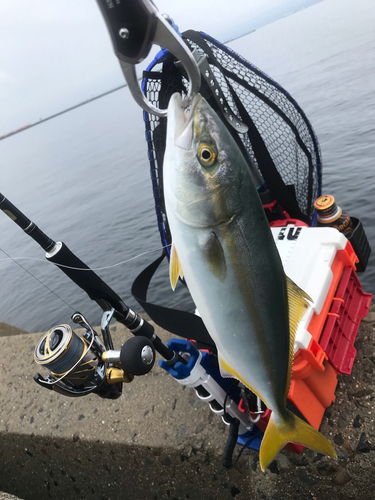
218 355 235 379
219 356 268 406
259 409 337 472
285 276 312 402
169 244 182 291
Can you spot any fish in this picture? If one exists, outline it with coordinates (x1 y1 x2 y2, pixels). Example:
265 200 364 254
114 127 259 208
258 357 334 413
163 92 337 471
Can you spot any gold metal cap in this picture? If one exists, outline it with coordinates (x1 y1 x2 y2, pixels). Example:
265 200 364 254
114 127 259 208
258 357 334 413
314 195 336 211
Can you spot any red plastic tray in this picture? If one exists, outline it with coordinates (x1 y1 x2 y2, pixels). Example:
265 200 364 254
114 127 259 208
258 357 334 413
319 266 372 374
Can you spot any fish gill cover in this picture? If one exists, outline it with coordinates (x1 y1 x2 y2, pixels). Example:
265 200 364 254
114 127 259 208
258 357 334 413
142 31 322 252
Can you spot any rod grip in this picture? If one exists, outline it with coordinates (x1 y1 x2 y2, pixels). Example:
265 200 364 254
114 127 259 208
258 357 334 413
47 242 127 314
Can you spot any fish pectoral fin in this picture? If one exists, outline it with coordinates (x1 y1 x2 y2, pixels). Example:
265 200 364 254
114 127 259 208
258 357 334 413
284 275 312 402
199 231 226 282
169 243 183 291
259 409 337 472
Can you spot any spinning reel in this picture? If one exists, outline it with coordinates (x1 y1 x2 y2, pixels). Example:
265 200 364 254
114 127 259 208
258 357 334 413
34 309 156 399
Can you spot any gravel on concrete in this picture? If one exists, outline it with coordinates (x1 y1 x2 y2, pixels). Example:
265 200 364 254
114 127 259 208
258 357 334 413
0 304 374 500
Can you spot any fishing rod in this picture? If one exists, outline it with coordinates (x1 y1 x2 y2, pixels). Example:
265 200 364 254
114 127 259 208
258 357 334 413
0 192 180 397
0 191 257 465
0 0 262 467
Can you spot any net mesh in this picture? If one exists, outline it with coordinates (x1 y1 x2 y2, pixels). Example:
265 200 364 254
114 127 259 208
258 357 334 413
142 33 322 251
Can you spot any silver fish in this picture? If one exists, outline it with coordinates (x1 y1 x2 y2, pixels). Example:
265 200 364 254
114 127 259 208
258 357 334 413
163 92 337 471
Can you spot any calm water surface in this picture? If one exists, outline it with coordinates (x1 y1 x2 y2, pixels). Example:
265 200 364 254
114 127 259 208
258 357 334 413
1 0 374 332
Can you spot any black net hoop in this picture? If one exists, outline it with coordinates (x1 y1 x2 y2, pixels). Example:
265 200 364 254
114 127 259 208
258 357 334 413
142 31 322 254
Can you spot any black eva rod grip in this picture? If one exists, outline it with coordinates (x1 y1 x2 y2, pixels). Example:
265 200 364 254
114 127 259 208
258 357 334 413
47 242 127 313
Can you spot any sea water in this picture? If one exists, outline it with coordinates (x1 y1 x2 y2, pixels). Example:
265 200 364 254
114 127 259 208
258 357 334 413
1 0 374 332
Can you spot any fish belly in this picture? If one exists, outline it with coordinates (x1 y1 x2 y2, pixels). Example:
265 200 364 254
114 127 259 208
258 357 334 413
168 209 288 411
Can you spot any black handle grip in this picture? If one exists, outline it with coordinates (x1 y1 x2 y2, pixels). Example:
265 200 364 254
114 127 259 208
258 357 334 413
47 242 127 314
96 0 157 64
0 193 177 362
120 336 155 375
222 418 240 469
46 243 177 361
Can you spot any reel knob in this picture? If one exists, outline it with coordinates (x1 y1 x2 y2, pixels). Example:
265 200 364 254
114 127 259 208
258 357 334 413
120 336 155 376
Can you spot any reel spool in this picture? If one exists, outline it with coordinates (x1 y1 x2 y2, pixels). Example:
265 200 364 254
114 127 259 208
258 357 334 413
34 325 99 386
33 315 122 399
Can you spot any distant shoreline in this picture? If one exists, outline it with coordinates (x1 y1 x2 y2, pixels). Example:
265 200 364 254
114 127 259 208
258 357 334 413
0 84 127 141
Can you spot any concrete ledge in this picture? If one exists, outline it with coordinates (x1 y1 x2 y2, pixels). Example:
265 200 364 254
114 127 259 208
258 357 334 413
1 313 375 500
0 323 28 337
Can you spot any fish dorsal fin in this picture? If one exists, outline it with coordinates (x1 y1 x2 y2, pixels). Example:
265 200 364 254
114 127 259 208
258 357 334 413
169 243 183 291
284 276 312 402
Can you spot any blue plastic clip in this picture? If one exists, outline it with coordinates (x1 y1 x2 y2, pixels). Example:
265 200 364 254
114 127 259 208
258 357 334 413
159 339 200 379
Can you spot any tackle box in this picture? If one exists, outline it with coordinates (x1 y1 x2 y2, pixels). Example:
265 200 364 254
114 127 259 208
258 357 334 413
239 221 372 446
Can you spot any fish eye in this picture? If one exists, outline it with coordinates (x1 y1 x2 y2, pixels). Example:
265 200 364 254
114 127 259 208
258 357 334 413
197 143 217 168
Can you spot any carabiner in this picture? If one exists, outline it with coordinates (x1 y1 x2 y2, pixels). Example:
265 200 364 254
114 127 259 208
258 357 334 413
97 0 201 117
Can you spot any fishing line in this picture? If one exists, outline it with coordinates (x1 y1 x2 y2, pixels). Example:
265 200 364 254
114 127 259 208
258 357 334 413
222 378 262 470
0 244 171 271
0 247 75 312
227 431 262 470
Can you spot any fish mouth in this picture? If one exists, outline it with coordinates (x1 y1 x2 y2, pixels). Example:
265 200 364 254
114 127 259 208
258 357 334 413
167 93 202 150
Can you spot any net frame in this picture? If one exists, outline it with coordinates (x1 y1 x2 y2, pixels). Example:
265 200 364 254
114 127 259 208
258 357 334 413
142 32 322 254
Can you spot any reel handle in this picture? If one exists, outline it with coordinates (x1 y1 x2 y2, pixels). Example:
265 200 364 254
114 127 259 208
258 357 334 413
120 336 156 376
102 336 156 376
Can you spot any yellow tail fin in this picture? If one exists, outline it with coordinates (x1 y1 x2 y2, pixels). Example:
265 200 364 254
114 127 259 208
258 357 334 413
259 409 337 472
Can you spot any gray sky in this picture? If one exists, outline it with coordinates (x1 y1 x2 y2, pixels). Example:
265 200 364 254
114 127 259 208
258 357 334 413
0 0 320 135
